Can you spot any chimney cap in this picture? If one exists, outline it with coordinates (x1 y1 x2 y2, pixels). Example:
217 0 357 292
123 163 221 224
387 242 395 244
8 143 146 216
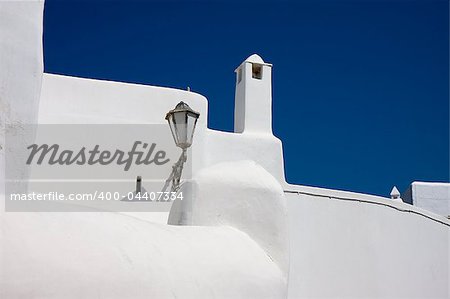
245 54 265 64
235 54 272 72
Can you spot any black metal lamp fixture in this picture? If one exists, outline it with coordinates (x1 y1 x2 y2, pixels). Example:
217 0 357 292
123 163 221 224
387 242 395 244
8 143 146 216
164 101 200 192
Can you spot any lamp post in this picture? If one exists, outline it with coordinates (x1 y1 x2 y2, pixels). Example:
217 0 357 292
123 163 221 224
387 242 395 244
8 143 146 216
163 101 200 192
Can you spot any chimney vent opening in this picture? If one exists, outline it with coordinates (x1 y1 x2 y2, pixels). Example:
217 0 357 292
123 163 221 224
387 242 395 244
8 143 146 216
252 63 263 80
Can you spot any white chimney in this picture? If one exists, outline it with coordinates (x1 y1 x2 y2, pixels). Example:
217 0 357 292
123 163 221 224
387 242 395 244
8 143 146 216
234 54 273 134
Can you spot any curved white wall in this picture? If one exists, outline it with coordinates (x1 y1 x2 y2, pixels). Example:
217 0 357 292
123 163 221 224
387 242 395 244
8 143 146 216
285 187 449 299
39 74 208 126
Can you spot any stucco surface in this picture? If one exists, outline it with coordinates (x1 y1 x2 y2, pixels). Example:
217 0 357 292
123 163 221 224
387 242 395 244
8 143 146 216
1 1 449 298
0 206 285 299
287 192 449 299
0 0 44 193
39 74 207 127
402 182 450 218
169 160 289 277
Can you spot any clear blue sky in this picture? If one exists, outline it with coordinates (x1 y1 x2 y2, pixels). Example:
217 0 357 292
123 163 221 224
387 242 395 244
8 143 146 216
43 0 449 197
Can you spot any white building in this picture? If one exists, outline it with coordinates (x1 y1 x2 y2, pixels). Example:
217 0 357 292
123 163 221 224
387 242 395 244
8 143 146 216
0 1 449 298
402 182 450 219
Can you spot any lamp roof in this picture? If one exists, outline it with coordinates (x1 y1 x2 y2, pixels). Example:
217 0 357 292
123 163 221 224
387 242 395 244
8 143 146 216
165 101 200 120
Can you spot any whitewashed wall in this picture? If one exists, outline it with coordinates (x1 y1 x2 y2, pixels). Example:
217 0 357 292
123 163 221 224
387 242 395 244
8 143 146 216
1 1 449 298
39 74 207 126
37 58 450 299
0 0 44 194
285 185 449 298
402 182 450 218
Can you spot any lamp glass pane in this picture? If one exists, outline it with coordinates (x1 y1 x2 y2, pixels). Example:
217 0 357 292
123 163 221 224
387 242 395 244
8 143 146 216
173 111 188 147
167 114 178 145
186 113 197 146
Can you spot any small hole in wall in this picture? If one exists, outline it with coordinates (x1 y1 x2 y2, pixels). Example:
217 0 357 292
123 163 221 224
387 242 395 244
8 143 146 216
237 68 242 83
252 63 263 79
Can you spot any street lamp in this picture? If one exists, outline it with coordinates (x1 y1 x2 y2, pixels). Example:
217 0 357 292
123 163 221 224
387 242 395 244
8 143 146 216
163 101 200 192
165 101 200 149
